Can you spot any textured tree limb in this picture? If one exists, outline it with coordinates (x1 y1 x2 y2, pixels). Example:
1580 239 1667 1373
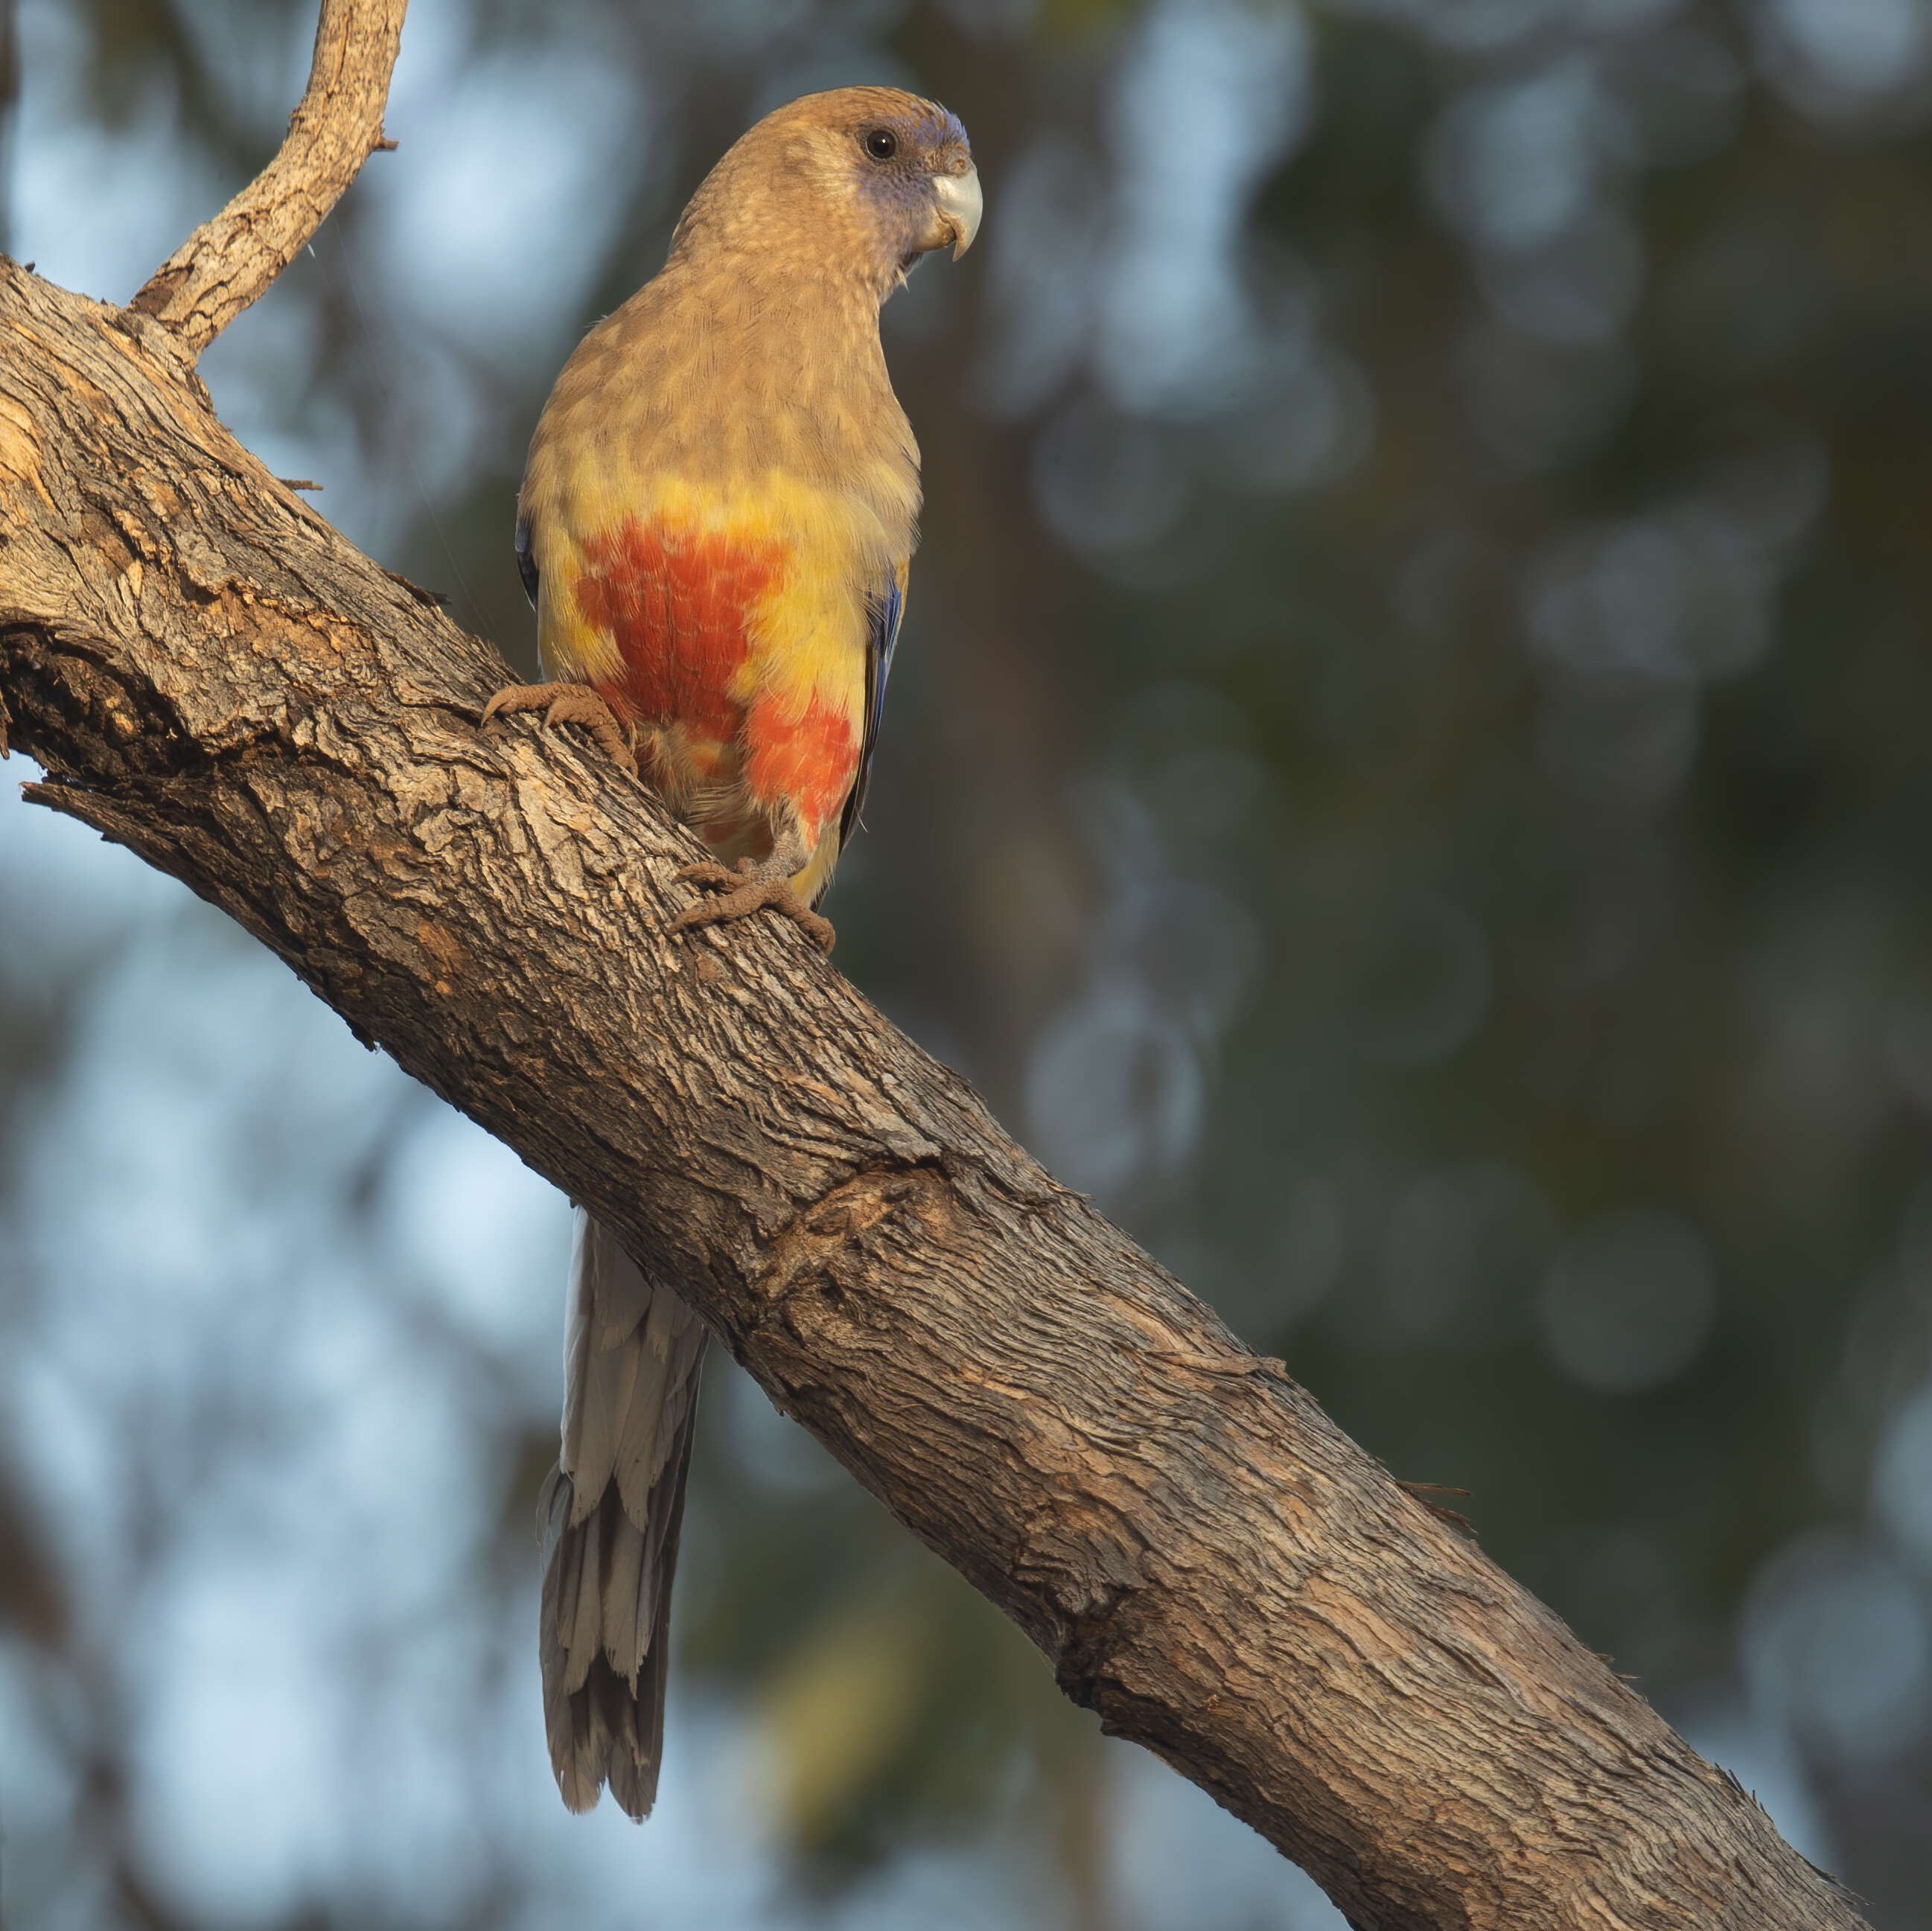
0 11 1868 1929
126 0 407 355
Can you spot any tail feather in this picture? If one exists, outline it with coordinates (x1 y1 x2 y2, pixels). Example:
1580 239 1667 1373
616 1283 704 1518
540 1210 707 1819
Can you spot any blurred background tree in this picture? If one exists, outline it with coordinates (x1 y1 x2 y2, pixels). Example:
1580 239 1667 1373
5 0 1932 1924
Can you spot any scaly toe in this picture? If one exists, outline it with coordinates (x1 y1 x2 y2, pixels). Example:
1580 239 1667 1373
542 692 637 775
675 859 747 890
671 873 835 953
479 683 543 729
479 682 637 776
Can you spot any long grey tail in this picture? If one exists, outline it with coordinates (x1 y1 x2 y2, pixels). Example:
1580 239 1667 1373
539 1209 707 1819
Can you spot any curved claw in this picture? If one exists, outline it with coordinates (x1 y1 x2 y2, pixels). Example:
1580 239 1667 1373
480 681 638 777
673 858 835 953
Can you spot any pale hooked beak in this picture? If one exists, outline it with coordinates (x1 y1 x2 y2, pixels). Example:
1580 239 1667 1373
931 165 983 261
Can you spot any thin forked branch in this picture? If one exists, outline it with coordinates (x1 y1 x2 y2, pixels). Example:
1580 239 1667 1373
127 0 407 356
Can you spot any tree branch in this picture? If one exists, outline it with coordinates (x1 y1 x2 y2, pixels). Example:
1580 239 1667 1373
0 7 1868 1927
126 0 407 355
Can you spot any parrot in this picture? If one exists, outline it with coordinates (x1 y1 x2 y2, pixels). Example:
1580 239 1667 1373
480 88 981 1819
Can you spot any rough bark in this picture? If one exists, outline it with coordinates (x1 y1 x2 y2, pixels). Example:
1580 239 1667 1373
0 7 1869 1927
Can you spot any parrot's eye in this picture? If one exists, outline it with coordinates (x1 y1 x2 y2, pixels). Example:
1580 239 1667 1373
864 129 899 162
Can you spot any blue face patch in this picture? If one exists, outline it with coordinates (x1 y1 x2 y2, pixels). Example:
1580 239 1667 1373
850 103 972 264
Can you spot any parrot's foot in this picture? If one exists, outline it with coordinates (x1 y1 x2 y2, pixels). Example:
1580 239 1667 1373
672 858 835 953
481 681 637 778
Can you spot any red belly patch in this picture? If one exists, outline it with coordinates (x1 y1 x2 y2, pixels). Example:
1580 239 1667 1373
573 520 788 743
744 689 858 844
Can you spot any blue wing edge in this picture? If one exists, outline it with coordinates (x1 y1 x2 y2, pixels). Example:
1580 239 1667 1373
840 567 905 849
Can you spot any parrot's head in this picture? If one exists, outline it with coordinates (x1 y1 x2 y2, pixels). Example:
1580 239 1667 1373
675 87 981 302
